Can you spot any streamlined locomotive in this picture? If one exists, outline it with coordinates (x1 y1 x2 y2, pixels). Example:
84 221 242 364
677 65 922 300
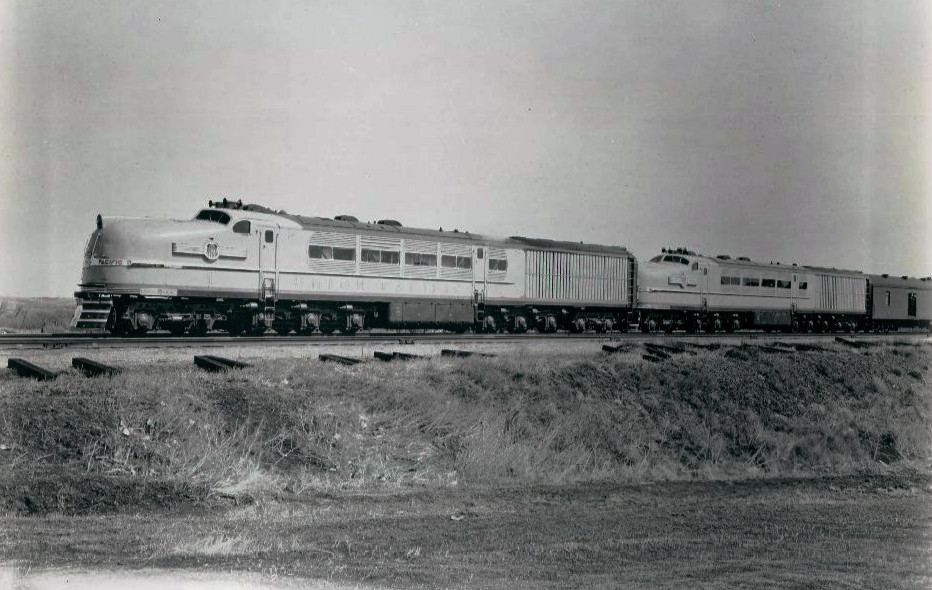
72 200 930 335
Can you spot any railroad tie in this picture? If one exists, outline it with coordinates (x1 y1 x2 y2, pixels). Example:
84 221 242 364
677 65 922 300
72 357 121 377
319 354 362 365
194 355 250 372
374 351 426 362
834 337 865 349
7 358 57 381
440 349 497 358
642 345 671 359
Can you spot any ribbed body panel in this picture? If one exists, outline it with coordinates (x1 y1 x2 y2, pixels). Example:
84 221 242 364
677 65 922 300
524 250 629 304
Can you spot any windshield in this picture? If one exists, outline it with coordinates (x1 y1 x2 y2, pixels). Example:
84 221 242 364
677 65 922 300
194 210 231 224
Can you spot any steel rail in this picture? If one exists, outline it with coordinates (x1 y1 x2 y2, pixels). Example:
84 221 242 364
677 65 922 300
0 330 926 350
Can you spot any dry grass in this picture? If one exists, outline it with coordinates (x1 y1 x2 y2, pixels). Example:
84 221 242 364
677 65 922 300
0 342 929 512
0 297 74 333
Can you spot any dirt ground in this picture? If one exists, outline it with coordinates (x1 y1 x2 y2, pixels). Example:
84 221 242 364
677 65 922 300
1 471 930 589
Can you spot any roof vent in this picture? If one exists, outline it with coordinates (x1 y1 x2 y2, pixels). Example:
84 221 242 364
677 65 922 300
902 275 909 280
716 255 731 260
335 215 359 222
377 219 402 227
736 256 751 261
881 273 889 278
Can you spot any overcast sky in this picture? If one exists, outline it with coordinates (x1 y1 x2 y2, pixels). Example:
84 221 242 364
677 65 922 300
1 0 929 297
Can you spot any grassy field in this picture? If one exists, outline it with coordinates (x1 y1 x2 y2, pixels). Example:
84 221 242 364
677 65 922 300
0 297 74 333
0 340 930 587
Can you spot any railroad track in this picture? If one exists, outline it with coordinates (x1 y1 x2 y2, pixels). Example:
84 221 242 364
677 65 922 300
0 330 927 350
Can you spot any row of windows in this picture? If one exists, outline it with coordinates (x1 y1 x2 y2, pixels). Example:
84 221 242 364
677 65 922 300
308 245 356 261
442 255 472 269
362 248 400 264
721 276 806 289
406 252 436 267
307 245 508 271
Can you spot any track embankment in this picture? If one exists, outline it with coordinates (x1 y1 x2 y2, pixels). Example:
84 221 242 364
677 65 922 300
0 340 928 514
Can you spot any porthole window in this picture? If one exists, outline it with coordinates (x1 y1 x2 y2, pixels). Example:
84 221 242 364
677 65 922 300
232 220 251 234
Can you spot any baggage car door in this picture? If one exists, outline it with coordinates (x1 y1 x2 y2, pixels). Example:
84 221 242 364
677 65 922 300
256 224 278 301
473 246 487 304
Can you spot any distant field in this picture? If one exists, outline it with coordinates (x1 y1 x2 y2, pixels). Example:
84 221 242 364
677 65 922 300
0 341 929 588
0 297 74 333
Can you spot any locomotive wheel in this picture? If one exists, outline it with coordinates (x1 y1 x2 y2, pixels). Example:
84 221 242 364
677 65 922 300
112 320 133 337
191 320 209 337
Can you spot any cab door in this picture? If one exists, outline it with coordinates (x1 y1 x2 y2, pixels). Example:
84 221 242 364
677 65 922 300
256 225 278 301
692 262 709 310
472 245 487 303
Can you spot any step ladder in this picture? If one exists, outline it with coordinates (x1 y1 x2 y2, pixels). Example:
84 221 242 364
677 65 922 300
71 300 113 330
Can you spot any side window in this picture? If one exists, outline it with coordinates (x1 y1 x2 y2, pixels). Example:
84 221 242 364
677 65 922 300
721 276 730 286
885 291 891 306
441 255 471 269
908 293 917 316
362 248 399 264
743 277 760 287
761 279 776 288
489 259 508 272
777 280 791 289
799 281 808 290
309 245 333 260
692 262 699 271
232 220 251 234
333 247 355 261
264 230 274 243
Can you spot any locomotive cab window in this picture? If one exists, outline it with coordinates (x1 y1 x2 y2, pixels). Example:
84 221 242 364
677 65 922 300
264 230 274 243
195 210 231 224
663 255 689 265
232 220 251 234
